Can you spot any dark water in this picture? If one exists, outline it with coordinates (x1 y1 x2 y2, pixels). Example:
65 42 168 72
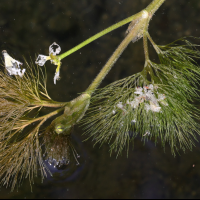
1 0 200 198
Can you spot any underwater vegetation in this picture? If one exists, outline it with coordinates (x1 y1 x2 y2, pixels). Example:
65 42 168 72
1 0 200 191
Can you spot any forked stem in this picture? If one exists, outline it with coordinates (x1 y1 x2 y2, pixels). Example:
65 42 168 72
145 0 166 15
146 32 162 54
86 12 149 95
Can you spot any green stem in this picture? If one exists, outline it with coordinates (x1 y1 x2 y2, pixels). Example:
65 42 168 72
33 100 68 108
143 33 149 62
86 15 148 95
58 11 143 60
30 107 64 123
143 23 150 63
146 33 162 54
142 31 150 78
85 0 167 94
145 0 166 16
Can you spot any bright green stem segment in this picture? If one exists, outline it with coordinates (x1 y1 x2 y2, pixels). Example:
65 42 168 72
58 12 142 60
58 0 165 61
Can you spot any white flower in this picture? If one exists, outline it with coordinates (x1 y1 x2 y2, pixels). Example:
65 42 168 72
35 42 61 66
35 42 62 84
2 50 25 77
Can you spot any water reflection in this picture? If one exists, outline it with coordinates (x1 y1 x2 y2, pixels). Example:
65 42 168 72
1 130 200 198
44 134 87 182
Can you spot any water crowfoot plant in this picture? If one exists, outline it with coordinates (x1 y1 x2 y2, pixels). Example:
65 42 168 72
1 0 200 191
83 34 200 155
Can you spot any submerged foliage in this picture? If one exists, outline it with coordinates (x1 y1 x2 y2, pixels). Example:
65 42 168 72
83 39 200 155
0 60 49 190
0 59 80 190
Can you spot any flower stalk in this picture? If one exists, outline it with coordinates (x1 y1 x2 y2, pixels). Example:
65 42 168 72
58 0 166 61
58 11 143 60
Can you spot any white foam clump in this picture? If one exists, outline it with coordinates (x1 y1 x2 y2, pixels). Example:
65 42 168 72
2 50 25 77
127 84 167 113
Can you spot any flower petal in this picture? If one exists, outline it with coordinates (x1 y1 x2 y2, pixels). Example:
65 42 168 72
49 42 61 56
2 50 23 68
54 68 60 85
6 67 26 77
2 50 25 77
35 55 50 66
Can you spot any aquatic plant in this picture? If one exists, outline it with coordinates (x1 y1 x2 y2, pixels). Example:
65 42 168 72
1 0 200 191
